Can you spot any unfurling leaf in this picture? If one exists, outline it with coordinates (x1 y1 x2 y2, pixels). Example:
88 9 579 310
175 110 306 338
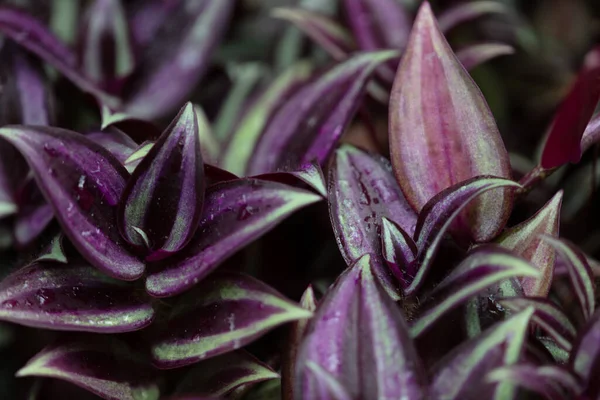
296 255 427 400
146 179 321 297
498 297 576 351
541 46 600 169
542 236 595 321
0 126 144 280
0 262 154 332
118 102 205 261
411 246 539 337
381 217 417 288
151 272 312 369
389 2 513 242
496 191 562 297
248 51 397 175
430 308 534 400
406 176 520 295
328 145 417 299
17 338 159 400
174 350 278 397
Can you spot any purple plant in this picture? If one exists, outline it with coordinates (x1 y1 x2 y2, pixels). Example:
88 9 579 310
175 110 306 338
0 0 600 399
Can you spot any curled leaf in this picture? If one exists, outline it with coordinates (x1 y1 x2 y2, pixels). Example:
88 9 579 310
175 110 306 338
389 2 513 242
146 179 321 297
411 246 539 337
0 125 144 280
151 272 312 369
328 145 417 299
0 262 154 332
496 191 562 297
248 51 397 175
118 102 205 261
296 255 427 400
17 339 159 400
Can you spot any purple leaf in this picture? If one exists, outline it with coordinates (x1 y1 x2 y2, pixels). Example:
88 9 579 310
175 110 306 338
248 51 397 175
486 365 582 400
222 62 313 176
571 309 600 394
0 125 144 280
79 0 135 90
541 46 600 169
406 176 520 296
389 2 513 243
282 286 318 400
14 176 54 247
437 1 510 33
0 7 118 107
410 246 539 337
301 362 353 400
118 102 205 261
175 350 279 397
146 179 322 297
86 129 138 164
579 113 600 155
151 271 312 369
498 297 576 352
496 191 562 297
254 161 327 197
127 0 180 48
430 308 534 400
456 43 515 71
542 236 595 321
0 262 154 332
328 145 417 299
17 338 159 400
272 8 356 61
296 255 427 400
381 217 417 288
120 0 234 120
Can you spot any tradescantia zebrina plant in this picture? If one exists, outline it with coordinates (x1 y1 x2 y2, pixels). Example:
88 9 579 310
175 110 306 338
2 0 600 399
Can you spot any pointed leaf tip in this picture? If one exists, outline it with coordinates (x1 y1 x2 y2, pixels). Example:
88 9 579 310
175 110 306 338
0 125 144 280
296 255 426 399
119 102 205 261
151 272 312 369
496 191 562 297
389 2 513 243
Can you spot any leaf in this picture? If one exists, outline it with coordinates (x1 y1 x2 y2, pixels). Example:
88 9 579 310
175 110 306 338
430 307 534 400
571 309 600 392
496 190 562 297
498 297 576 351
0 262 154 332
86 129 138 164
118 103 205 261
486 365 582 400
79 0 135 89
194 105 219 165
120 0 235 120
541 46 600 168
389 2 513 243
296 255 427 400
151 271 312 369
437 1 510 33
128 0 180 48
410 246 539 337
222 61 313 176
542 236 595 321
17 338 160 400
405 176 521 296
301 362 353 400
123 141 153 173
381 217 417 288
282 286 318 400
14 176 55 247
455 43 514 71
0 126 144 280
539 337 570 364
254 161 327 197
247 51 397 175
0 7 117 107
146 179 322 297
328 145 417 299
579 113 600 155
32 234 68 264
175 350 279 397
272 8 355 61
